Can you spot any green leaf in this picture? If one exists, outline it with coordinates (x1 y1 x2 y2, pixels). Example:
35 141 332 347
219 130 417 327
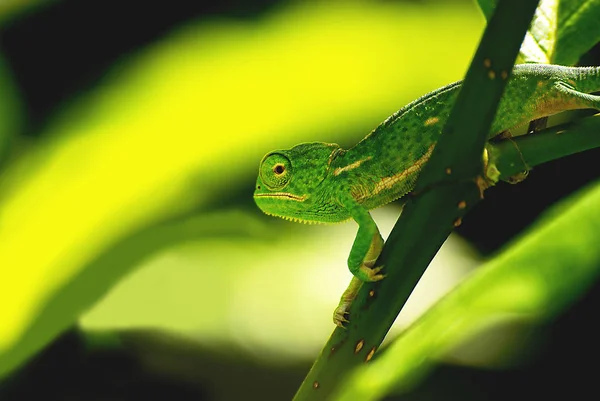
551 0 600 64
476 0 495 20
0 1 484 379
333 178 600 400
477 0 600 64
0 0 53 26
0 54 23 163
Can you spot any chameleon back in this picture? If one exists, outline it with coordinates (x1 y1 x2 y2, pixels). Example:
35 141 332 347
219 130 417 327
335 64 600 210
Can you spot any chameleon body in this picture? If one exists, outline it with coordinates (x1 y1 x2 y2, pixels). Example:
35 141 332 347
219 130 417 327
253 64 600 326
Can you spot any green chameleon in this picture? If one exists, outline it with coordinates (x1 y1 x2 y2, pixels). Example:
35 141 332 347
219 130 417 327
253 63 600 326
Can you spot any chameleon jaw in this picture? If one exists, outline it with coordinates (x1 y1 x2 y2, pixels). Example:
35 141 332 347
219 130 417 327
254 193 327 224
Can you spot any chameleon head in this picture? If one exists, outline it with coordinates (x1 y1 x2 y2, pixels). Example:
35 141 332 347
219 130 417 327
254 142 341 223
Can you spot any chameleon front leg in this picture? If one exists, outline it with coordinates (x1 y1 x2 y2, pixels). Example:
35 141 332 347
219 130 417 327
333 195 385 326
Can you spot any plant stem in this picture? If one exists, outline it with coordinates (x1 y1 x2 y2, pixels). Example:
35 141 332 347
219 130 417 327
293 0 540 399
488 114 600 180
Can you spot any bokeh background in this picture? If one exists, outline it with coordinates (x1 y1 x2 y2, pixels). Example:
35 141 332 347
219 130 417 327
0 0 599 399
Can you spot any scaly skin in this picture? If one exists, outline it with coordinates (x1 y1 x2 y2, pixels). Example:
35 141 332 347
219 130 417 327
253 64 600 326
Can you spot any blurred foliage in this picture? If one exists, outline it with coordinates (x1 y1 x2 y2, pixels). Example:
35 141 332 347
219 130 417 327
1 0 600 400
0 0 484 380
0 53 22 163
0 0 51 25
478 0 600 64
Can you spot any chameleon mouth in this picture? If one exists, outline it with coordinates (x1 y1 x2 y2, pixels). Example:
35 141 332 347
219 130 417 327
261 210 321 224
253 192 307 202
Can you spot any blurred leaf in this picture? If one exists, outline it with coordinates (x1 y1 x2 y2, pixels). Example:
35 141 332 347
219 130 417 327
78 207 478 358
0 1 483 378
0 0 53 26
477 0 600 64
333 180 600 400
476 0 495 19
0 54 23 163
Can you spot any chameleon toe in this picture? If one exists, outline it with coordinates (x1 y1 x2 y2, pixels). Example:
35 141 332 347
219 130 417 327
333 307 350 327
358 265 386 282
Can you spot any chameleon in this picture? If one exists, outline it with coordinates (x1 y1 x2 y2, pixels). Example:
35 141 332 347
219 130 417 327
253 64 600 326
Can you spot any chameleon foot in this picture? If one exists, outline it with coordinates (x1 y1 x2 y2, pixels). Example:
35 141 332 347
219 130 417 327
357 264 386 282
333 277 362 327
333 304 350 328
506 170 529 184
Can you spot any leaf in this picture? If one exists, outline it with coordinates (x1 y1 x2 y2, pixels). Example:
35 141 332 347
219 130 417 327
0 1 484 379
477 0 600 64
78 208 477 355
333 178 600 400
552 0 600 64
0 0 53 26
476 0 495 20
0 54 23 163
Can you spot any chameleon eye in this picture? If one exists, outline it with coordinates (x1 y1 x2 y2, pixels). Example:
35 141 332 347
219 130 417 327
260 152 291 189
273 164 285 175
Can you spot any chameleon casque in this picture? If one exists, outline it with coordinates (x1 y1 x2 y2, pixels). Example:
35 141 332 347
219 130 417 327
253 64 600 326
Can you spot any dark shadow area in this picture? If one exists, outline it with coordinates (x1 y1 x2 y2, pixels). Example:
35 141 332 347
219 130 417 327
0 328 308 401
386 277 600 400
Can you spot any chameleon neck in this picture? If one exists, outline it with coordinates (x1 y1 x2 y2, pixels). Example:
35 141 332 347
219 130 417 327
334 82 459 209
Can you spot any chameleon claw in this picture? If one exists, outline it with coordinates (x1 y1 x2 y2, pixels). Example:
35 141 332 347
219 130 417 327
333 307 350 328
358 264 386 282
506 170 529 184
333 277 363 327
333 267 385 327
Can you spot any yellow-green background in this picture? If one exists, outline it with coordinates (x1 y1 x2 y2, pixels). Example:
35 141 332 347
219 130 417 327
2 0 600 399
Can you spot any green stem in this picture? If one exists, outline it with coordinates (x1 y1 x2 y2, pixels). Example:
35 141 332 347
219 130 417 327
293 0 540 399
488 114 600 180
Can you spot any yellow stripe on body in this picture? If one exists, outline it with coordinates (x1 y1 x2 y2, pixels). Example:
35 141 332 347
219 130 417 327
371 144 435 196
333 156 373 176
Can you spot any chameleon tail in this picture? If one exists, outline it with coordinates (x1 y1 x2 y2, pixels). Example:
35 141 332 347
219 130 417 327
571 66 600 94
